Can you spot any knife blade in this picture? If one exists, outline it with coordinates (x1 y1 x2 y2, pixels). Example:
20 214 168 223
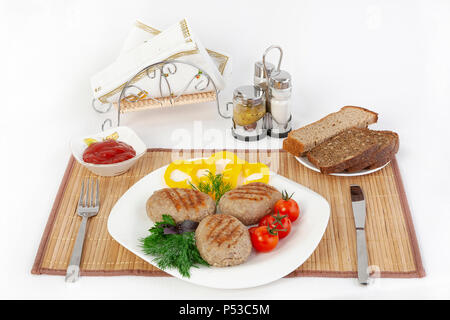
350 185 369 285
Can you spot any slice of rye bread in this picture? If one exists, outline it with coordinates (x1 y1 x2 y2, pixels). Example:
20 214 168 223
306 128 386 174
367 134 400 169
345 131 399 172
345 141 395 172
282 106 378 157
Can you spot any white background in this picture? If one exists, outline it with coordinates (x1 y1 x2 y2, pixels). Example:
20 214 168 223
1 0 449 299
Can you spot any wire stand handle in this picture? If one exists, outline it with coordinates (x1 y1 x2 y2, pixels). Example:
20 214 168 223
92 59 231 131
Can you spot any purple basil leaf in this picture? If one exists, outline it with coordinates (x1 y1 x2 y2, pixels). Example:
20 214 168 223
163 225 180 235
178 220 199 233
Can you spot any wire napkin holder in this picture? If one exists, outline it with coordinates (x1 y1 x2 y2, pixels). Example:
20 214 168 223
92 60 230 131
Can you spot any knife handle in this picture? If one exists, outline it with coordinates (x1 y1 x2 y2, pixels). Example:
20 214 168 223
356 228 369 285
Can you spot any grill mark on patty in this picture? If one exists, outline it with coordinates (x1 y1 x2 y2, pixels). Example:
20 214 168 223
209 219 234 241
216 224 242 247
225 184 276 200
205 216 224 239
228 188 271 195
195 190 206 208
228 230 245 248
227 190 270 198
245 186 278 195
211 221 239 247
226 189 268 200
227 194 264 201
185 190 196 211
166 188 207 213
172 188 189 211
243 183 277 191
163 189 181 211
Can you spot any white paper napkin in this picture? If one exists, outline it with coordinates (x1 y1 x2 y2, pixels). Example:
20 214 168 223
91 18 231 104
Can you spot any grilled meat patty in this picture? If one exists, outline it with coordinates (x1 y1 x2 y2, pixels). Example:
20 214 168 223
146 188 216 223
218 182 282 225
195 214 251 267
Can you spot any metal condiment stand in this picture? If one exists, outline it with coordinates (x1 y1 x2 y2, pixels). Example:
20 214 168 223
262 45 292 139
92 59 230 131
226 45 293 142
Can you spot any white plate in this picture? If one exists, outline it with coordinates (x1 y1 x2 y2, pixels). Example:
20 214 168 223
295 156 389 177
107 161 330 289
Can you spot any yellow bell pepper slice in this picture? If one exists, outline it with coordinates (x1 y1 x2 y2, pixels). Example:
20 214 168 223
83 138 98 147
163 152 270 189
243 162 270 184
222 163 245 188
190 159 216 185
163 160 196 188
104 131 119 141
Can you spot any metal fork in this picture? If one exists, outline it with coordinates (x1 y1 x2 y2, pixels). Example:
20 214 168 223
65 178 100 282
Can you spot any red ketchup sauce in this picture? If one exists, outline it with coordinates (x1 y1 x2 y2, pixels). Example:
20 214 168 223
83 139 136 164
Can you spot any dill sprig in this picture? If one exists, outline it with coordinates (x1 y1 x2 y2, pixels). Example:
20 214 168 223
139 215 209 278
189 171 232 204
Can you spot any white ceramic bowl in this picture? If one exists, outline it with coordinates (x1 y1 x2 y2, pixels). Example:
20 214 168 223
70 126 146 176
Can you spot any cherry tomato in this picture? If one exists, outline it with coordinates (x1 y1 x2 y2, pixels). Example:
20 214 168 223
249 225 279 252
274 190 300 222
259 212 291 239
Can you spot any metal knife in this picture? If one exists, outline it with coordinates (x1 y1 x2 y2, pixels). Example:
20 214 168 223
350 185 369 285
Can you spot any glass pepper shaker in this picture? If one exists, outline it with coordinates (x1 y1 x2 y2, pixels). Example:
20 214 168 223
254 61 274 119
254 61 275 91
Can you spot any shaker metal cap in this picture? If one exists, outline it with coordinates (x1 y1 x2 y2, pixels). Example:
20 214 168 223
269 70 292 90
233 85 264 106
254 61 275 79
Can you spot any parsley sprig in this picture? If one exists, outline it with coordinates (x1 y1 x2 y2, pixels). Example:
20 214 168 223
189 171 232 204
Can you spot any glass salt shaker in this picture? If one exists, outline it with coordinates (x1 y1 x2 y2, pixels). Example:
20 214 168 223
268 70 292 126
261 45 293 138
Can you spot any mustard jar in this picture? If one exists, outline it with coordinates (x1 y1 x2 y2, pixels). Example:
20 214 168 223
231 85 267 141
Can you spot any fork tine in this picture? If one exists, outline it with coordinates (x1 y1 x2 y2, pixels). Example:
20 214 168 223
78 180 85 207
90 178 95 207
95 179 100 207
85 178 90 207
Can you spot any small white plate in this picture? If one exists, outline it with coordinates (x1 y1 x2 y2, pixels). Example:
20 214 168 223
107 160 330 289
70 126 146 176
295 156 389 177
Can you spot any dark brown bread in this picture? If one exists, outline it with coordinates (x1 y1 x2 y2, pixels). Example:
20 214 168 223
367 134 400 169
306 128 383 174
283 106 378 157
345 131 399 172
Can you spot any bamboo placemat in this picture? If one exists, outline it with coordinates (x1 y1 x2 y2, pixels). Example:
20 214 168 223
32 149 425 278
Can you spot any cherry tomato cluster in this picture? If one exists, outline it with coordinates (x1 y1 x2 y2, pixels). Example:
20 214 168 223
249 190 300 252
